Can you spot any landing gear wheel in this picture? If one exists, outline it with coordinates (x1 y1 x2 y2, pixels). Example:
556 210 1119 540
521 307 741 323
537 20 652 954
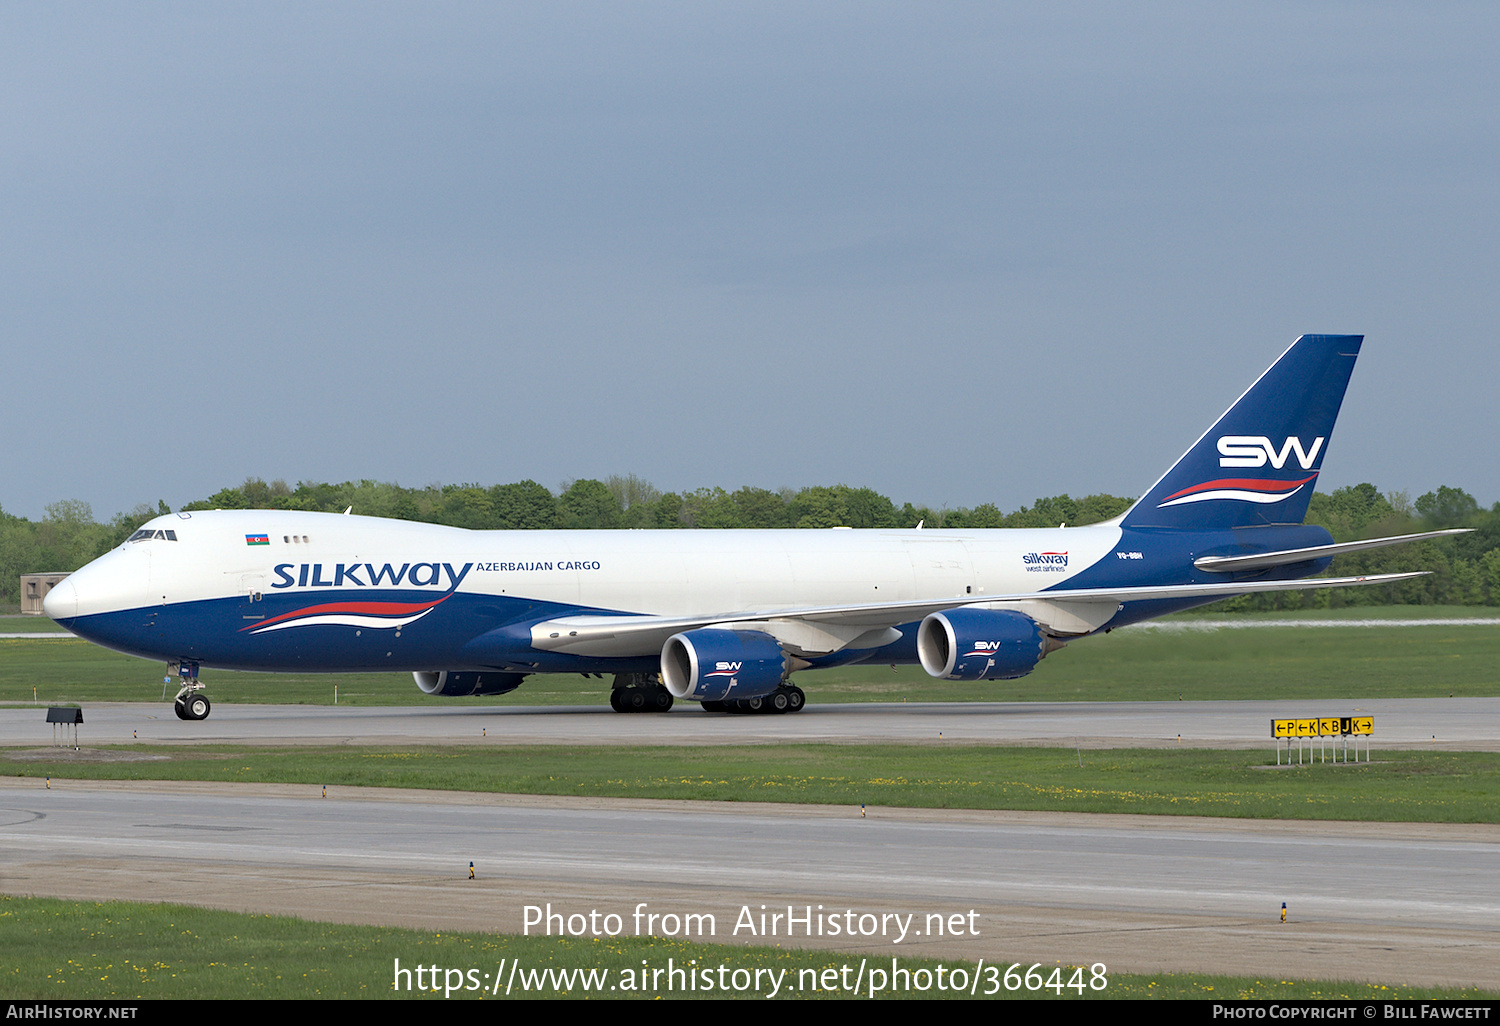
785 686 805 712
768 690 790 713
744 696 764 713
171 661 209 721
701 700 726 712
610 673 675 713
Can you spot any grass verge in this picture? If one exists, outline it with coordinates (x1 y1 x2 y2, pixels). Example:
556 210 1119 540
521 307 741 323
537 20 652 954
4 744 1497 822
1 896 1492 1000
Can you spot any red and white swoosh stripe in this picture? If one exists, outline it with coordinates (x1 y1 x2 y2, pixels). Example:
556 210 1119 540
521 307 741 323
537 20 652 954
1157 474 1317 509
240 595 451 634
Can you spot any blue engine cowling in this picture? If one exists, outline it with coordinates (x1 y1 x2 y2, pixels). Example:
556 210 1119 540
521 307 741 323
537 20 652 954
661 629 790 701
916 608 1050 681
413 670 527 697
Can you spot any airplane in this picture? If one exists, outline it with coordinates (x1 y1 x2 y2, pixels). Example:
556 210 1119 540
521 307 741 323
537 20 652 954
45 334 1461 721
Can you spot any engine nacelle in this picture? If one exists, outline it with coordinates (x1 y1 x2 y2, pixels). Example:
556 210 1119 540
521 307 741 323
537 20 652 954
413 670 526 697
916 608 1051 681
661 629 790 702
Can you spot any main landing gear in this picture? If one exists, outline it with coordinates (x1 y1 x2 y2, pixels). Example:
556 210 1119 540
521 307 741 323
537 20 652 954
701 684 805 714
171 661 212 720
609 672 674 713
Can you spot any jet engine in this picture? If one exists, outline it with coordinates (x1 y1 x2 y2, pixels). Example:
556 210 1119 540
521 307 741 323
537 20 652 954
660 628 791 702
413 670 527 697
916 608 1055 681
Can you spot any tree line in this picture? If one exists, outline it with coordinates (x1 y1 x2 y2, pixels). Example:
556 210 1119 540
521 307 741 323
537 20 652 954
3 476 1497 609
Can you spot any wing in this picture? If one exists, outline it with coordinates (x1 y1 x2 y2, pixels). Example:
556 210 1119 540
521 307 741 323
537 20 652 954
529 570 1428 657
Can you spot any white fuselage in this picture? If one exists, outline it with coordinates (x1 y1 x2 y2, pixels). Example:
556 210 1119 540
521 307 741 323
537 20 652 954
53 510 1123 621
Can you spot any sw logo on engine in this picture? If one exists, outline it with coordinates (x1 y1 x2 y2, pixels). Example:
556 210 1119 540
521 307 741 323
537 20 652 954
1217 435 1324 469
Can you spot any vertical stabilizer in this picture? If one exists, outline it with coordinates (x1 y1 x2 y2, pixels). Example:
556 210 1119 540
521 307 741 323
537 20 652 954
1119 334 1362 530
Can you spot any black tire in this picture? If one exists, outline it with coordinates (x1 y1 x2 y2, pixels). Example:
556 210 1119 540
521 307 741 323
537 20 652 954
626 689 647 712
610 690 624 712
173 698 189 720
744 696 764 713
652 689 673 712
184 694 211 720
786 686 805 712
700 700 725 712
768 690 790 713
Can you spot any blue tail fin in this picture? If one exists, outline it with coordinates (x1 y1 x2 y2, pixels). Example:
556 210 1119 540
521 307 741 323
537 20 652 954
1120 334 1363 530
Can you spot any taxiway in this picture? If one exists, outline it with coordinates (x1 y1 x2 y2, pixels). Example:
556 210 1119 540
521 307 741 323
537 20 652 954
1 697 1497 749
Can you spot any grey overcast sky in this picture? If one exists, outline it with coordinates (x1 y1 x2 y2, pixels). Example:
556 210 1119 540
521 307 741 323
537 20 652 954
5 3 1497 522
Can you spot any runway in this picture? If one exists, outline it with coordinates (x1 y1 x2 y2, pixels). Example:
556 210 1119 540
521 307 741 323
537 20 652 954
2 779 1496 988
2 697 1497 749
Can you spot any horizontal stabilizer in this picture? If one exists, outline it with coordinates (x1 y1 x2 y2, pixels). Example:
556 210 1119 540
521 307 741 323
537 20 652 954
1193 529 1470 573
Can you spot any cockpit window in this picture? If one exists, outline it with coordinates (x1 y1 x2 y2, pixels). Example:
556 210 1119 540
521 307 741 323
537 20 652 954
128 529 179 542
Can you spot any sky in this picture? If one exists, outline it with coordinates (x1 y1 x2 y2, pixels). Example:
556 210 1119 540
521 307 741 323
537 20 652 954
5 3 1497 522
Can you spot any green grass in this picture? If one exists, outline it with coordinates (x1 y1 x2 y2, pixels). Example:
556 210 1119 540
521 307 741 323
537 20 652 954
1 897 1492 1000
0 616 77 633
5 744 1497 822
3 607 1499 708
1169 605 1500 620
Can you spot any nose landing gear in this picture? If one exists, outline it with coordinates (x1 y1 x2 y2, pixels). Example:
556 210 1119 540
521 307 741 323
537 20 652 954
174 691 211 720
171 661 212 720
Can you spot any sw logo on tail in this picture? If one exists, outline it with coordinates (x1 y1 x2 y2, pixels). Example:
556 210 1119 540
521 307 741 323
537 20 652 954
1217 435 1325 470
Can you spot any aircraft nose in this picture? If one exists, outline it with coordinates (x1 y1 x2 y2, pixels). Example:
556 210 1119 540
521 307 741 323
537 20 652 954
42 546 153 622
43 577 78 621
